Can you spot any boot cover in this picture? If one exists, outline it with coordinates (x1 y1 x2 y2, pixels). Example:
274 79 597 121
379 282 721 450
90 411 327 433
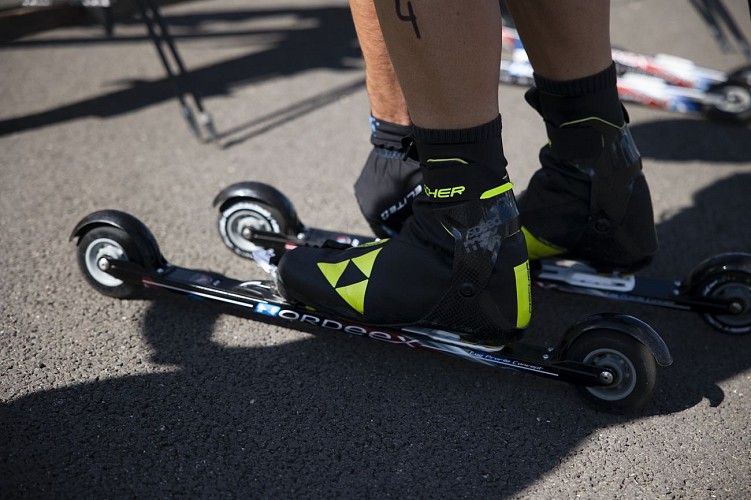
354 146 422 238
278 136 531 345
355 116 422 238
519 87 658 272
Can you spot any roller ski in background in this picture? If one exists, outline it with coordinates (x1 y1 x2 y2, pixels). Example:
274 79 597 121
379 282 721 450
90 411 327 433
213 182 751 336
72 205 672 413
500 25 751 124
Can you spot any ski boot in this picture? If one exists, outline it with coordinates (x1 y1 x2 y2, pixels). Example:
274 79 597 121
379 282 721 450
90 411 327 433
518 64 658 272
278 117 531 346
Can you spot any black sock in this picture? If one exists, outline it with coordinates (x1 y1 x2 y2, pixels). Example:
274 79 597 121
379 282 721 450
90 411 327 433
412 115 508 175
411 116 510 201
530 63 625 126
534 62 617 97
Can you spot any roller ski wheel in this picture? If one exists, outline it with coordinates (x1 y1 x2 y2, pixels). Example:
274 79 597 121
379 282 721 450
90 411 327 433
214 182 301 259
704 81 751 123
214 182 373 261
76 226 147 299
218 200 291 258
688 260 751 335
565 330 657 412
696 274 751 334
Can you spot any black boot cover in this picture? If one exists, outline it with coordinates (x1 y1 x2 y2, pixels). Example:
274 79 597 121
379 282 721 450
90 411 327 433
354 116 421 238
519 64 658 271
278 117 531 345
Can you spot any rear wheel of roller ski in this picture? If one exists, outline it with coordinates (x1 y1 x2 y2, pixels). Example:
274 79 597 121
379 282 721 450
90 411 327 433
214 181 374 260
214 182 300 259
565 330 657 412
687 254 751 335
218 200 288 258
76 226 148 299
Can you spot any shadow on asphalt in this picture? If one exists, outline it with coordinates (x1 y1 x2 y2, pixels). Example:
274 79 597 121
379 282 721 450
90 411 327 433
0 5 361 141
4 4 751 157
3 172 750 497
631 118 751 163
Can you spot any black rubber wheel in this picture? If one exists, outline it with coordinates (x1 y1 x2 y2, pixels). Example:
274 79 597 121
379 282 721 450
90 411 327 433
704 82 751 123
76 226 145 299
566 331 657 413
217 199 293 259
694 271 751 335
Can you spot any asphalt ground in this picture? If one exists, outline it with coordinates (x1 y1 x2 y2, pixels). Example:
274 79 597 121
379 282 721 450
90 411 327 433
2 0 751 498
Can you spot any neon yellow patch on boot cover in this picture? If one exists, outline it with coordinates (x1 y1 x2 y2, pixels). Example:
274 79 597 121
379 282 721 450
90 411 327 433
521 226 566 260
514 260 532 329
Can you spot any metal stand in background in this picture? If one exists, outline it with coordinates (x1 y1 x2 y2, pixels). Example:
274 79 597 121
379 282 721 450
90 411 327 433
80 0 216 143
132 0 217 143
689 0 751 63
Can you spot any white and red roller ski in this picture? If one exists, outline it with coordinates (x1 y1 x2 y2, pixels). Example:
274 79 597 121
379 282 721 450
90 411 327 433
500 25 751 124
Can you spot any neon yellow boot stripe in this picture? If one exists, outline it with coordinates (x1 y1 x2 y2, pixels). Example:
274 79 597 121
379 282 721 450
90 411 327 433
521 226 566 260
426 158 469 164
480 182 513 200
560 116 624 129
514 260 532 329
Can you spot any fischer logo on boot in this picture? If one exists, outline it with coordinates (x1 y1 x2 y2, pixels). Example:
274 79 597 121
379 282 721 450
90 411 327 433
424 184 466 199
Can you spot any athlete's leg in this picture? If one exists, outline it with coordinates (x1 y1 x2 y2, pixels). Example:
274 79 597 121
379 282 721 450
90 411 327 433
349 0 409 126
279 0 530 345
506 0 658 270
373 0 503 128
504 1 612 81
350 0 420 237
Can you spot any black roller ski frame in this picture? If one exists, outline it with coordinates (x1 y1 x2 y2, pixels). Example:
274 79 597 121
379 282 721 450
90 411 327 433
213 181 751 336
72 208 672 413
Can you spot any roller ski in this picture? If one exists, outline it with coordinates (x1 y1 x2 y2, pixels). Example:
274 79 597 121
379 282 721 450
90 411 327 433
212 181 751 336
72 205 671 413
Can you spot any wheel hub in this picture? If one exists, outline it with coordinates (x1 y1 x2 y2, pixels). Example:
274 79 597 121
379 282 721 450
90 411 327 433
221 203 281 256
583 347 637 401
85 238 126 287
97 257 111 272
715 85 751 113
711 282 751 328
598 370 615 385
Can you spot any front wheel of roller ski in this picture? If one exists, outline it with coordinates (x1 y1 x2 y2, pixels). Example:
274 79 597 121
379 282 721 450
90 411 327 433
214 182 301 259
76 226 148 299
566 331 657 413
704 81 751 123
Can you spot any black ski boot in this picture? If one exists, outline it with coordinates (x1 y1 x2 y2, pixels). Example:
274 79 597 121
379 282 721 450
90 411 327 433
518 64 658 272
278 116 531 346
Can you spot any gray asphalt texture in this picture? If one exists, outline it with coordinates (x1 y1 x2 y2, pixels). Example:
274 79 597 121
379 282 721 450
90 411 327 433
2 0 751 498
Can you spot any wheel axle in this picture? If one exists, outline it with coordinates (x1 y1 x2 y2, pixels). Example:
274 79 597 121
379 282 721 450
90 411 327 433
97 257 111 272
599 370 615 385
729 301 744 315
